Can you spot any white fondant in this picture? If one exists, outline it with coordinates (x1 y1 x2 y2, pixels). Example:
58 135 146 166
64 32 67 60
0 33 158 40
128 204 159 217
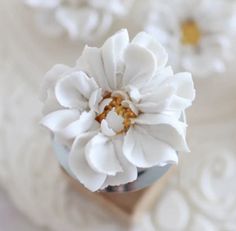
25 0 134 41
41 29 195 191
136 0 236 77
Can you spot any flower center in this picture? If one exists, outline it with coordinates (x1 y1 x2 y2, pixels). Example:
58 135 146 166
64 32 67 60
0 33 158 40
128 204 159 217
181 20 201 46
95 94 137 133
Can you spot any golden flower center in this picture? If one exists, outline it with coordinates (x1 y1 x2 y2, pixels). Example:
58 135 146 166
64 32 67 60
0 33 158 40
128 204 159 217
181 20 201 46
95 94 137 133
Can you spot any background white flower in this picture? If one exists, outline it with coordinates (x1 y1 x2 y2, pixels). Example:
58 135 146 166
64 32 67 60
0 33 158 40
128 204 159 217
135 0 236 77
180 145 236 224
24 0 134 41
41 29 195 191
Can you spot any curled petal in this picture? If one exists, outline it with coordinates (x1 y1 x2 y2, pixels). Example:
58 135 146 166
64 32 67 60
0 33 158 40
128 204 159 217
101 29 129 89
55 72 96 109
171 72 195 102
105 109 124 133
89 88 103 113
136 85 175 113
132 31 168 69
137 70 195 114
101 120 116 137
139 66 174 94
41 109 79 132
122 44 157 89
57 110 96 140
121 100 139 115
135 113 189 152
85 133 122 175
98 98 112 113
42 91 63 115
40 64 71 101
123 127 178 168
77 46 111 90
102 137 138 188
75 71 98 99
129 87 142 103
69 132 106 192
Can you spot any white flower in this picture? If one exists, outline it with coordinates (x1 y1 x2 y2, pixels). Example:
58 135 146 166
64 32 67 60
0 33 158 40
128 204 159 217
180 145 236 223
137 0 236 77
25 0 133 41
41 29 195 191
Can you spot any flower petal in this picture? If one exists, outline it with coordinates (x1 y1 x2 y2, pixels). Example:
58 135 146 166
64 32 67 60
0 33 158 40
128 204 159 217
121 100 139 115
136 85 175 113
101 29 129 89
105 109 124 133
139 66 174 93
77 46 111 90
166 72 195 111
98 98 112 113
42 90 63 115
69 132 106 192
55 7 99 40
135 114 189 152
101 120 116 137
76 71 98 99
40 64 71 101
123 127 178 168
136 69 195 114
55 72 96 109
129 87 141 103
132 31 168 69
102 136 138 188
122 44 157 89
89 88 102 113
57 110 96 140
85 133 122 175
41 109 79 132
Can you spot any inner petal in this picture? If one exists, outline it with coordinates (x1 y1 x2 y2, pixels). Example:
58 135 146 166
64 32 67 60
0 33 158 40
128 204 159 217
95 94 137 134
106 109 124 133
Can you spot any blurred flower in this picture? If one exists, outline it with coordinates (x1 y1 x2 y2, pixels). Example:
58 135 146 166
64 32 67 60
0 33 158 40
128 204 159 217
25 0 134 41
180 146 236 224
137 0 236 77
41 29 195 191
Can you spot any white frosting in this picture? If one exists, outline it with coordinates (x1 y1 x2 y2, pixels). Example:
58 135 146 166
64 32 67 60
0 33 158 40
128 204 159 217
41 29 195 191
24 0 134 41
136 0 236 77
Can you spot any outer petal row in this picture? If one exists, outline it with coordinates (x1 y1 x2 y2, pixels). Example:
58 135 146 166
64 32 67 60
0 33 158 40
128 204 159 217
136 70 195 115
123 126 178 168
69 133 137 191
55 71 98 109
69 132 107 192
41 109 96 143
135 113 189 152
77 29 168 90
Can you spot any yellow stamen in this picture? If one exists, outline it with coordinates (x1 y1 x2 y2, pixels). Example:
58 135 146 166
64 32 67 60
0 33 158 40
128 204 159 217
95 95 137 134
181 20 201 46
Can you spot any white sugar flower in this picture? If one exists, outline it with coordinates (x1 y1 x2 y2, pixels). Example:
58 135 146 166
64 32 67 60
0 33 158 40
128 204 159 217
137 0 236 77
41 29 195 191
25 0 133 41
